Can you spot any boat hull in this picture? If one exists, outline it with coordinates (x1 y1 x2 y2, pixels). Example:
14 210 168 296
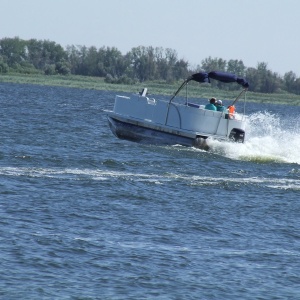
108 116 209 150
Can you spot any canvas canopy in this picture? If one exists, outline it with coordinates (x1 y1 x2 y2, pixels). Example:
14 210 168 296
189 71 249 88
169 71 249 104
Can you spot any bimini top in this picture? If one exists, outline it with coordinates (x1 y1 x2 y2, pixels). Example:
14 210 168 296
189 71 249 88
169 71 249 103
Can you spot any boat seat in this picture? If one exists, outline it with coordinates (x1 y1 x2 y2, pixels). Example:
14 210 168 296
187 102 199 108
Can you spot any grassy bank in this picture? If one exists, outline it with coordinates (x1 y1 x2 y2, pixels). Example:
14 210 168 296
1 73 300 105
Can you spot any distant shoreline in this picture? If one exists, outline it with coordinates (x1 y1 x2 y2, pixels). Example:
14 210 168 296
1 73 300 105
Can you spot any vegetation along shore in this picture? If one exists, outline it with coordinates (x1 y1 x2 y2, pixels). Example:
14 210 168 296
1 37 300 105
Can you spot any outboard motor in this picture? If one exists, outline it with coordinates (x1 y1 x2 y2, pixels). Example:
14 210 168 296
229 128 245 143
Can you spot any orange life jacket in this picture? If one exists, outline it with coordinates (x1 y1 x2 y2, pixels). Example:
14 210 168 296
228 105 235 118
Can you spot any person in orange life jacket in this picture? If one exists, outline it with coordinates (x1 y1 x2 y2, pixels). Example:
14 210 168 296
205 97 217 111
227 105 236 118
216 99 225 112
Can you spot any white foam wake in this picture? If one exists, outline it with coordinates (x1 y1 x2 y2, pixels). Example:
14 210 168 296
1 166 299 190
209 111 300 164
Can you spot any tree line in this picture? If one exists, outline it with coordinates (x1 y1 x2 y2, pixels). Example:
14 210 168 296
1 37 300 94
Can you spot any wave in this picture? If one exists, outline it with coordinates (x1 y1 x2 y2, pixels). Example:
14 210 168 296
1 166 300 190
208 111 300 165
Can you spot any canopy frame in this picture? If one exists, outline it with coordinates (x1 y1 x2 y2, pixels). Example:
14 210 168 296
165 71 249 125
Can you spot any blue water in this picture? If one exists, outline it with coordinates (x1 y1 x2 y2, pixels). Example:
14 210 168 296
1 82 300 299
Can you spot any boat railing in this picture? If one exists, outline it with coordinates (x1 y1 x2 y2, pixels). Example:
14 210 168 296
166 102 182 128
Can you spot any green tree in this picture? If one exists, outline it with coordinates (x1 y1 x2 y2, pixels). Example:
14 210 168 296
41 40 67 69
102 46 128 78
245 63 282 93
0 37 26 67
55 59 71 75
44 64 56 75
173 59 189 80
0 55 9 73
283 71 300 95
294 78 300 95
66 45 81 74
26 39 44 69
227 59 245 77
201 57 227 88
75 45 89 75
284 71 297 92
201 56 226 73
257 62 281 93
245 67 260 92
155 47 179 82
84 46 99 76
128 46 155 82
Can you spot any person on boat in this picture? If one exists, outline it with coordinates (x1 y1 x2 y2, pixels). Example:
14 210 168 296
205 97 217 111
227 105 236 118
216 99 225 112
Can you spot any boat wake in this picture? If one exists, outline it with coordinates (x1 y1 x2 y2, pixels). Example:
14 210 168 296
208 111 300 164
1 165 300 190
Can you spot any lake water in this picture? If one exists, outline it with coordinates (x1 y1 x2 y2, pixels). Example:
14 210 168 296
1 82 300 299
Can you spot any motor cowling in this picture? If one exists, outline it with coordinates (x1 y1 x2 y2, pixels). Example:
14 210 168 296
229 128 245 143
